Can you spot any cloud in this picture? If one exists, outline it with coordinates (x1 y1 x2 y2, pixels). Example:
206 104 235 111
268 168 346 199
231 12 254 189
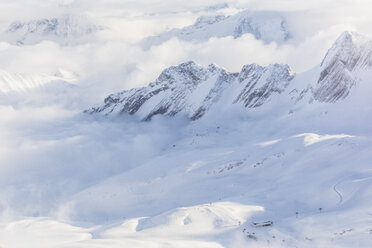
0 102 187 218
0 0 370 100
0 0 369 99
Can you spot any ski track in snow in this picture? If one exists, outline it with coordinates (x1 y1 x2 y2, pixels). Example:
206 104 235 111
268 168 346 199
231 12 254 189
333 175 372 206
333 181 344 205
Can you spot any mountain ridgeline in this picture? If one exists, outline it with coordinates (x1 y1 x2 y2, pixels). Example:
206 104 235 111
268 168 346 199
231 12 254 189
87 62 294 120
87 31 372 121
141 10 291 49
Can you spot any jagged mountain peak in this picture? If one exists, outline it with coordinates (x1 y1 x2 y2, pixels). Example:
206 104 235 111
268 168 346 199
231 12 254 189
87 61 294 120
320 31 371 69
235 63 294 108
238 63 293 82
154 60 225 86
89 31 372 121
334 30 367 45
88 61 236 120
313 31 372 102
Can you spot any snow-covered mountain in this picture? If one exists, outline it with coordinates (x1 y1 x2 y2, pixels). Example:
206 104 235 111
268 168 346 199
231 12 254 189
87 62 294 120
4 14 103 45
3 30 372 248
312 31 372 102
90 31 372 121
2 0 372 246
142 11 291 49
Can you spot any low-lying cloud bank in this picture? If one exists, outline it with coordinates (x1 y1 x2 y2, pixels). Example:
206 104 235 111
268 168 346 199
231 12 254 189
0 0 370 100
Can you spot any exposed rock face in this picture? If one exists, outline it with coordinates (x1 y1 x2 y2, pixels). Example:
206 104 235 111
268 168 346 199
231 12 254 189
313 31 372 102
89 31 372 121
234 63 294 107
87 61 294 120
88 61 237 120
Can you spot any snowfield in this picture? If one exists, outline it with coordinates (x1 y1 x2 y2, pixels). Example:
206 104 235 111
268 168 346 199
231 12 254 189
0 125 372 248
1 97 372 247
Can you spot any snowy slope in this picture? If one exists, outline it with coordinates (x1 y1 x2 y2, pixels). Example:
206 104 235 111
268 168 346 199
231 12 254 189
2 113 372 248
58 129 372 248
4 14 103 45
142 10 291 49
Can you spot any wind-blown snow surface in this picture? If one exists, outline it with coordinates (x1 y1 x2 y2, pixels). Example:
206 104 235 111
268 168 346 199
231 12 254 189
1 32 372 248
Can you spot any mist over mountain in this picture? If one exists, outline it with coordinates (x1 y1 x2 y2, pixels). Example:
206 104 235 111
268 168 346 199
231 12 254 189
142 10 291 49
1 1 372 248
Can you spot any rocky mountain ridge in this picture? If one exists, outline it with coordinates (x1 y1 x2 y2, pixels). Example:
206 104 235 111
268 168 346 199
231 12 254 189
89 31 372 120
312 31 372 102
87 61 294 120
